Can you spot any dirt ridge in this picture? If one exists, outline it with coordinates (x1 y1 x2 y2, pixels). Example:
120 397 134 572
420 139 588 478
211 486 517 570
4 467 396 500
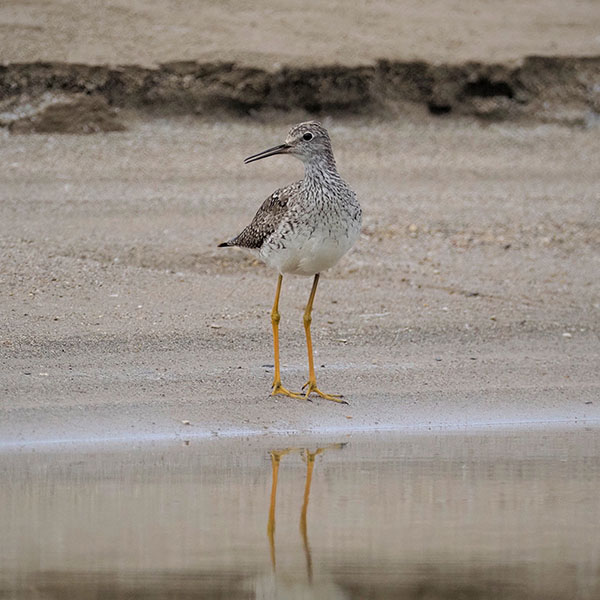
1 55 599 128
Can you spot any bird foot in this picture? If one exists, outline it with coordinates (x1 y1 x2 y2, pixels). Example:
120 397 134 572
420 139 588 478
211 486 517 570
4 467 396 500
302 380 348 404
271 382 306 400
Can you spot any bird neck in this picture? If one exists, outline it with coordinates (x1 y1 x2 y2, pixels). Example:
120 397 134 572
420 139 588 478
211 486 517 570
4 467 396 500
302 155 341 186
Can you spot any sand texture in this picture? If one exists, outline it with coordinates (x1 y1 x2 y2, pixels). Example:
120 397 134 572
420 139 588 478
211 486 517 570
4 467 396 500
1 118 599 445
0 1 599 445
1 0 598 67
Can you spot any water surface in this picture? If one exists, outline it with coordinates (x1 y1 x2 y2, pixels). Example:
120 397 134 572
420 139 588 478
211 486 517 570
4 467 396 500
2 428 599 599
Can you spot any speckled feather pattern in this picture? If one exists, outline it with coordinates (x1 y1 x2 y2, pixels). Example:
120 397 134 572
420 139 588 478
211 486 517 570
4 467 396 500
220 122 362 277
225 181 302 250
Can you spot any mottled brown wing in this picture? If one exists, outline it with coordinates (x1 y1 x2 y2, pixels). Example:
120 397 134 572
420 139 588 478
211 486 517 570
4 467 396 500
218 182 299 249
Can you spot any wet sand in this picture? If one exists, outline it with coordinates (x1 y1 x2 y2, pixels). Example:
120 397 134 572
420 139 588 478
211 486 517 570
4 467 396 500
1 118 599 445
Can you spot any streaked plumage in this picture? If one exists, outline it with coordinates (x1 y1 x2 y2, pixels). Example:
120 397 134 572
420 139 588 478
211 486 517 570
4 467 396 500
218 121 361 402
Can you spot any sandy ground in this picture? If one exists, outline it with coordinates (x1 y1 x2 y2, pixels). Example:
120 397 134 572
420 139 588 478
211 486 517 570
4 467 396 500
1 0 599 68
1 1 599 446
1 117 599 445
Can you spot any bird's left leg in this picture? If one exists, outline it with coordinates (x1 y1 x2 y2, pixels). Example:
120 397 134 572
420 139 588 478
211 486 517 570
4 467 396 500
271 274 303 399
302 274 346 403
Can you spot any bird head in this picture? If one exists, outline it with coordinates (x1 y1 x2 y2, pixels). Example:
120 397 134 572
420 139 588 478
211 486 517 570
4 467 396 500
244 121 334 166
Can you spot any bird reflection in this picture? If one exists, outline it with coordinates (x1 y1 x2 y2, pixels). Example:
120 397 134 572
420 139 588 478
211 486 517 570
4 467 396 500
256 443 347 599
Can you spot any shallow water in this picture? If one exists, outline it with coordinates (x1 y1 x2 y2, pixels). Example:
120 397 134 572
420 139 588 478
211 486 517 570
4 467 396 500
1 428 599 599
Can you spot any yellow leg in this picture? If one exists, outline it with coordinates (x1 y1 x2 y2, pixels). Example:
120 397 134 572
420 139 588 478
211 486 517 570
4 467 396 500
302 274 346 403
271 274 303 399
267 449 291 570
267 452 279 570
300 448 321 583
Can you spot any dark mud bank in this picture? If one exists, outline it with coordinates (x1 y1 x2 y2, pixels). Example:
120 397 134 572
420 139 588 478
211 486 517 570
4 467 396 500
1 55 599 131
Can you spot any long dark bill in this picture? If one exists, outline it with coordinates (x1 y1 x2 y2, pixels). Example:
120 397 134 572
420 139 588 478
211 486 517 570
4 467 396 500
244 144 291 164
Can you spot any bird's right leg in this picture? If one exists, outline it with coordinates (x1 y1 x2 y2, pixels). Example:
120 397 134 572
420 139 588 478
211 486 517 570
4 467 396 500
271 274 303 399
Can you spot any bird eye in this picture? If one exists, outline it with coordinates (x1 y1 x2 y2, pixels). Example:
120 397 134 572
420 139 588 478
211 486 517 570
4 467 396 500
303 132 313 141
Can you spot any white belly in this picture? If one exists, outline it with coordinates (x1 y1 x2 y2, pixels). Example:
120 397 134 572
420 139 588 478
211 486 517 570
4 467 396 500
260 219 360 276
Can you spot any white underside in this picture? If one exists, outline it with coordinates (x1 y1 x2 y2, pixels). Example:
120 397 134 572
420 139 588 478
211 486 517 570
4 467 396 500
259 222 360 276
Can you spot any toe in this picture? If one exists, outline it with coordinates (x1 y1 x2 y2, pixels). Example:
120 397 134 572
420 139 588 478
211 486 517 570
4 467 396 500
272 384 305 400
304 384 347 403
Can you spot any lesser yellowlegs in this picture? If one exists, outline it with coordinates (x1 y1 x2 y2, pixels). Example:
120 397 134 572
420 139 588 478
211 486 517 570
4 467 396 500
218 121 361 402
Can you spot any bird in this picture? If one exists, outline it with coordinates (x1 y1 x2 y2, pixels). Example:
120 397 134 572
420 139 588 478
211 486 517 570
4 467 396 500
218 121 361 403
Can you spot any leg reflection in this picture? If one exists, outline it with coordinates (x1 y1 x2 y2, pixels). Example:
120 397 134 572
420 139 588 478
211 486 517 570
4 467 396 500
267 443 347 578
300 448 321 583
267 449 293 571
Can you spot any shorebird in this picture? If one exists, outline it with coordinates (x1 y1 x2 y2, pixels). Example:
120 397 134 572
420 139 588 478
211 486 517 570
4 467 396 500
218 122 361 402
